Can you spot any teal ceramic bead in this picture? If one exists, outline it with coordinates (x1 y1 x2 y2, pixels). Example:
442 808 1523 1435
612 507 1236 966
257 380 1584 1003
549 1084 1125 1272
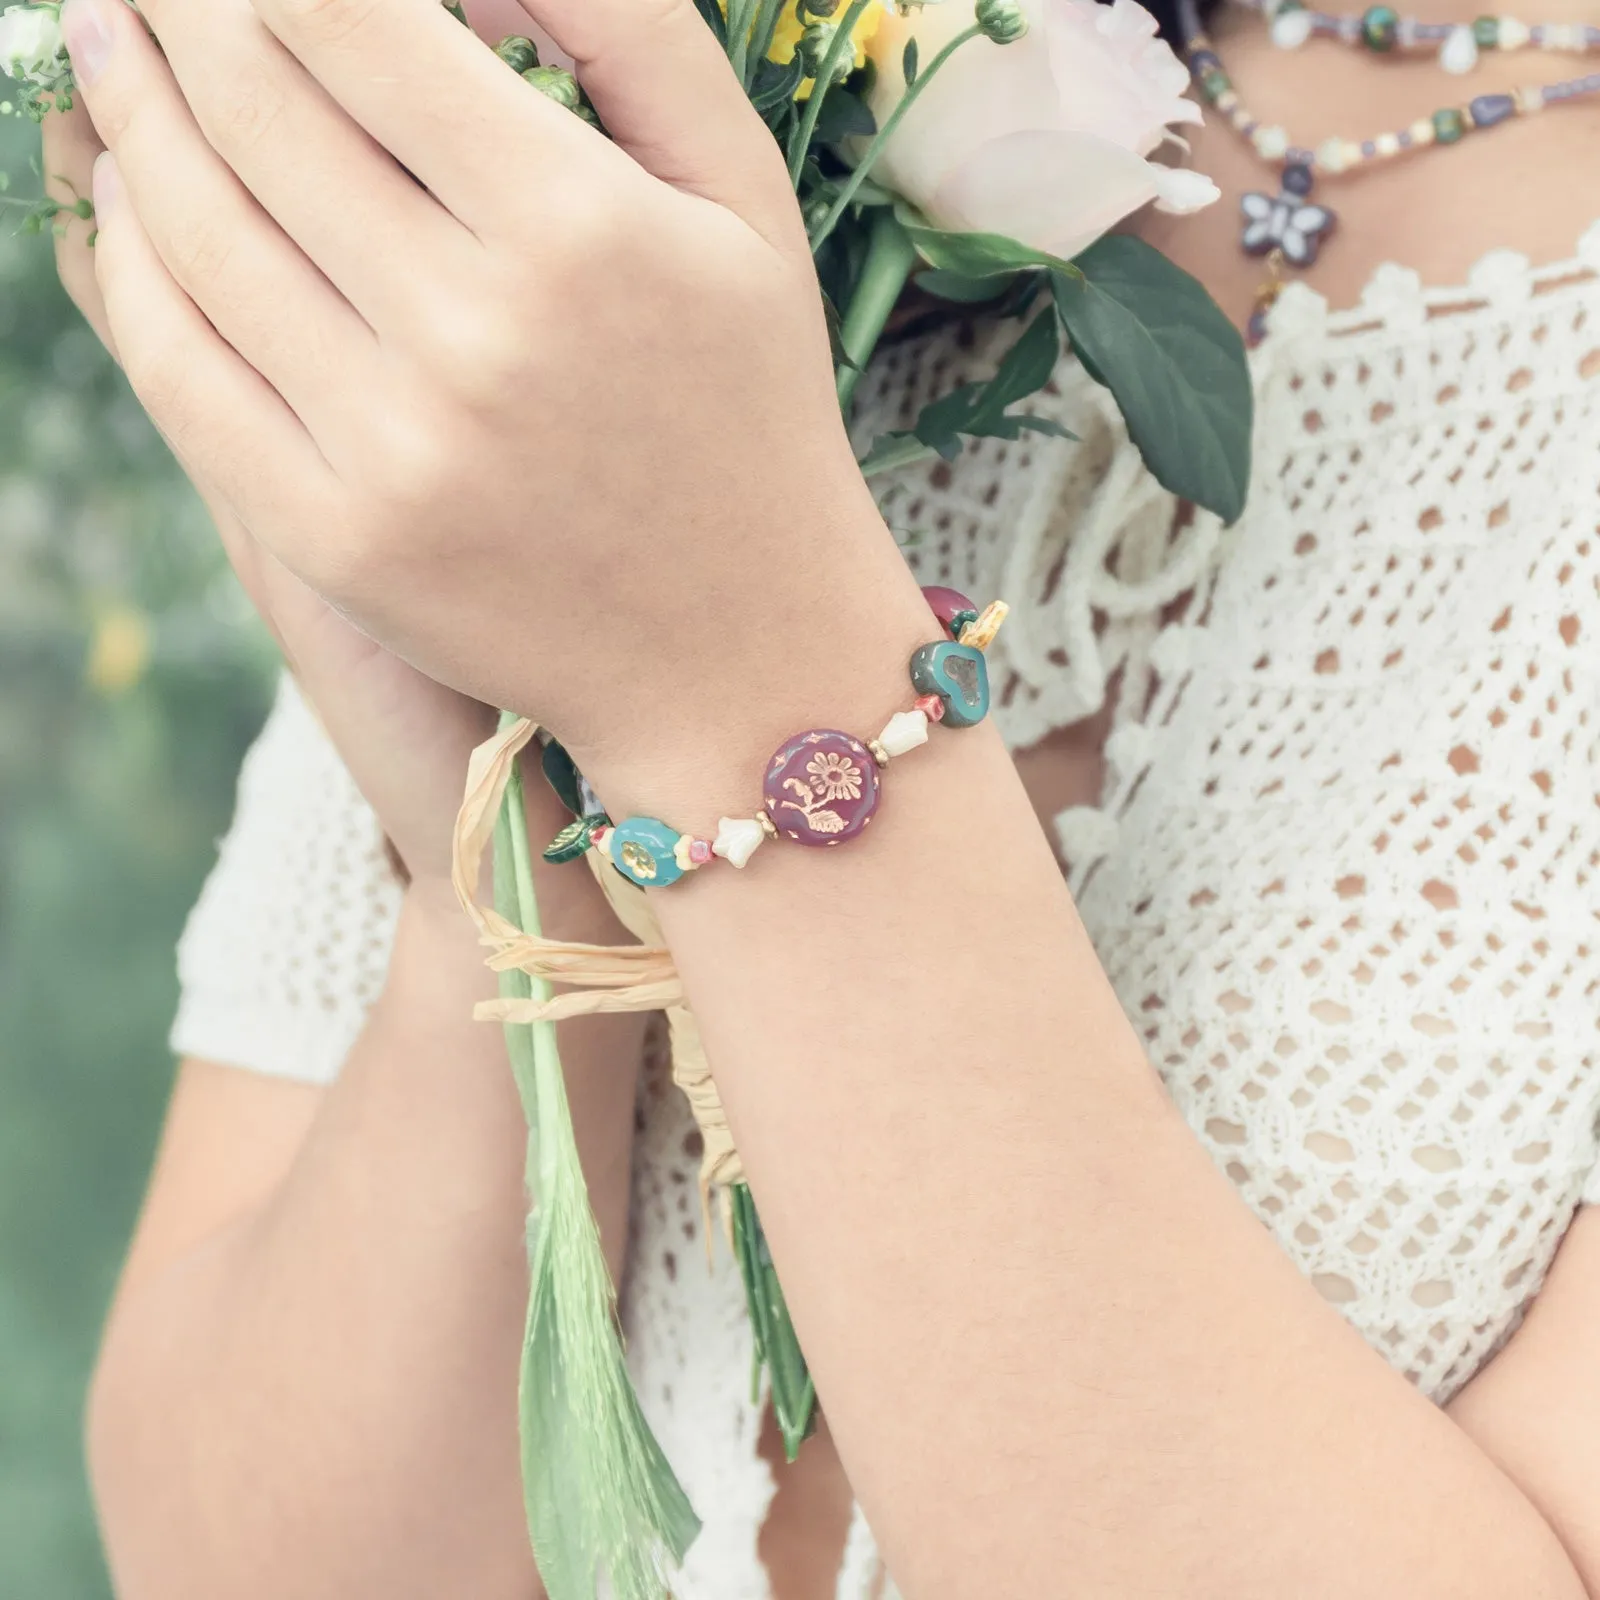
909 640 990 729
610 816 685 888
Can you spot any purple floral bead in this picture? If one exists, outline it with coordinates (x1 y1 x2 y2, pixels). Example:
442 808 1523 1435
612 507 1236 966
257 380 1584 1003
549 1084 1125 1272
762 729 880 847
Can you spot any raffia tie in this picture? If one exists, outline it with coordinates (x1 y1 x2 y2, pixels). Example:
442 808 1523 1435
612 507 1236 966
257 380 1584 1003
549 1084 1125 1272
451 718 745 1230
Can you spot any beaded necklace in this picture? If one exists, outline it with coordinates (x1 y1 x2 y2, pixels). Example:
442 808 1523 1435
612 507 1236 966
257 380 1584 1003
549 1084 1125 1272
1177 0 1600 337
1233 0 1599 74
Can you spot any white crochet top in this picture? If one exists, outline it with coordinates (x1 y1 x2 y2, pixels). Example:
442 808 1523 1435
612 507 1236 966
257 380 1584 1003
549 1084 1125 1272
171 225 1600 1600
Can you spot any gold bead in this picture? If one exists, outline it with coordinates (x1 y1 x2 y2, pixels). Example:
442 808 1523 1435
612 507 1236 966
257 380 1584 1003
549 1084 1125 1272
867 739 890 767
758 811 779 840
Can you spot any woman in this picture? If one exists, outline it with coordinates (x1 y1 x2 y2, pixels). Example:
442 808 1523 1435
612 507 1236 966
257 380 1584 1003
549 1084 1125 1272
45 0 1600 1591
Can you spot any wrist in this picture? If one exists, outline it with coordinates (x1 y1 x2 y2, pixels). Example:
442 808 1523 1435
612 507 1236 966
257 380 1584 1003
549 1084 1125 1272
568 503 935 832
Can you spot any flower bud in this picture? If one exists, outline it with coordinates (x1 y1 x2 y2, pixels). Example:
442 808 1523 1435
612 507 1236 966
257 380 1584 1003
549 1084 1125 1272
975 0 1028 43
522 64 582 112
798 21 851 83
494 34 540 73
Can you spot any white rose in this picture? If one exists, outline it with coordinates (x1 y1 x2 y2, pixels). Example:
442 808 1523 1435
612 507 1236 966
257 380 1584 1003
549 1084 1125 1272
0 4 64 84
866 0 1218 263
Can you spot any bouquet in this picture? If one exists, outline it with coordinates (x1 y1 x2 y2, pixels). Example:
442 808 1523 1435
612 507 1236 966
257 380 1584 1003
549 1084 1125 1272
3 0 1251 1593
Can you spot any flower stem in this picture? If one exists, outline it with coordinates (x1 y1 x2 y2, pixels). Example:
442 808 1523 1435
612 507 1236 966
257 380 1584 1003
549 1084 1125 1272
834 207 917 412
807 23 984 254
726 0 758 85
748 0 787 85
785 0 875 187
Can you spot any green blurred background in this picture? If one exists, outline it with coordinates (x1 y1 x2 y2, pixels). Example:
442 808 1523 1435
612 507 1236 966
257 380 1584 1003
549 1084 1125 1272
0 116 275 1595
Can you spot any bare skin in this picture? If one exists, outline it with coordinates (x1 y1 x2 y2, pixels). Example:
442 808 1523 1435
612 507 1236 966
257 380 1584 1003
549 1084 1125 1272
56 0 1600 1594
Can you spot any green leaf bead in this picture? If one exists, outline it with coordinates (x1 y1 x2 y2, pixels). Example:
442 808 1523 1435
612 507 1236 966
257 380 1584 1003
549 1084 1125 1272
1472 13 1499 45
1432 106 1466 143
543 815 607 865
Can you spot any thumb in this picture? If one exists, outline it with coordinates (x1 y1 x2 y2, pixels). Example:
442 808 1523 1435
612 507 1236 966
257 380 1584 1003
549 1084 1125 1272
514 0 800 243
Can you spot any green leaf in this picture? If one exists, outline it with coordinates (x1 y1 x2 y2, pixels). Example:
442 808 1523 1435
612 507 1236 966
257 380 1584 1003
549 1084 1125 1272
913 267 1014 304
901 37 919 84
540 737 585 817
750 53 805 111
811 88 876 145
896 202 1075 279
1052 235 1253 525
910 308 1073 458
731 1185 816 1461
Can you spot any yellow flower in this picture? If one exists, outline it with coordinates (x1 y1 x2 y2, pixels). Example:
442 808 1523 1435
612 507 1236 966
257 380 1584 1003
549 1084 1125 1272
721 0 881 97
85 603 151 696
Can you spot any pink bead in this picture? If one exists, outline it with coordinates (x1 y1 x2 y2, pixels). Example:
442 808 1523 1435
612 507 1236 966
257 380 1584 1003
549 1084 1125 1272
921 585 977 638
688 838 713 866
761 729 880 847
914 693 946 723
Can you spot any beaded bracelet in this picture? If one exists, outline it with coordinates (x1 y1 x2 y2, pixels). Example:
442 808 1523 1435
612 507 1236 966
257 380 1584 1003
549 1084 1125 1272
541 587 1008 888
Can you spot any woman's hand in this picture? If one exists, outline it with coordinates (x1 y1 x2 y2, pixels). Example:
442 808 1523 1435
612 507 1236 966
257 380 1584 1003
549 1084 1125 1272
46 96 496 890
60 0 931 822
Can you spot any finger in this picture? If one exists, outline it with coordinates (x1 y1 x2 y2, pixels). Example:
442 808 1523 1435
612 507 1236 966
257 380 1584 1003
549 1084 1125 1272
64 0 379 442
245 0 605 230
514 0 798 238
92 153 343 566
41 101 112 347
127 0 475 330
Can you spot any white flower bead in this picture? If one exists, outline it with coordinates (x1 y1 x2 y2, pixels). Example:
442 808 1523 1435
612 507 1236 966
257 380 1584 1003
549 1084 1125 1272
875 709 930 759
1440 24 1478 74
712 816 766 869
1497 15 1529 47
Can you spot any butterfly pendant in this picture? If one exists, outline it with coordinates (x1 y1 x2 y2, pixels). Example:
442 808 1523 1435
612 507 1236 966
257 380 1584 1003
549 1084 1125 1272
1240 189 1338 269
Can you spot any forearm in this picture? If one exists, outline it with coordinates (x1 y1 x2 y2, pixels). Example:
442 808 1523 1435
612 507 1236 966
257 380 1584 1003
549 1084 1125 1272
88 870 641 1600
594 575 1584 1599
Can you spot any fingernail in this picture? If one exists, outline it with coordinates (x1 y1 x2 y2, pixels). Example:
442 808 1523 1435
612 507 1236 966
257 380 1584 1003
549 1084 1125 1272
91 151 121 219
61 0 113 86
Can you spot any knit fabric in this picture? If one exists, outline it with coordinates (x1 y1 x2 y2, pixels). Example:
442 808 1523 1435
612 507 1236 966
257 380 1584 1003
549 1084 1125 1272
171 223 1600 1599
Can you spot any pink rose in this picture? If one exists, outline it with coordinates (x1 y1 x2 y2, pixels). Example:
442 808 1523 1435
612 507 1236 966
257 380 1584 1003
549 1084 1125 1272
867 0 1219 262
